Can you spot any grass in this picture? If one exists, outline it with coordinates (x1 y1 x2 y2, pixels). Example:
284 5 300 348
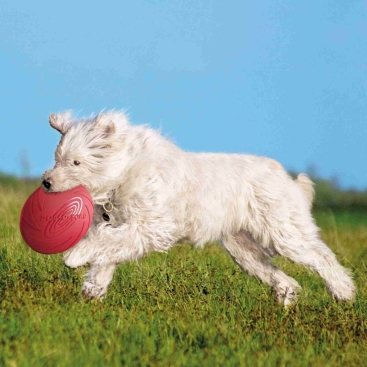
0 183 367 366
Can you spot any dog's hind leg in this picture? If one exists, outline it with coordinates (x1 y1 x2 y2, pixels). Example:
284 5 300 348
269 215 355 301
221 231 301 307
82 263 117 299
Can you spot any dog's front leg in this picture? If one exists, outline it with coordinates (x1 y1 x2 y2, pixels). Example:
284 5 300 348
63 237 96 268
62 222 104 268
79 215 176 299
81 263 116 299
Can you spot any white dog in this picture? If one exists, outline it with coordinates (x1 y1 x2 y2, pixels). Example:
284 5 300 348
42 111 355 306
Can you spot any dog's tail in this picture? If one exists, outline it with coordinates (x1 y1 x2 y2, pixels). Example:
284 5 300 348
295 173 315 208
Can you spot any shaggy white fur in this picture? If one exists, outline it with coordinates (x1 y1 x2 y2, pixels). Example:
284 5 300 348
42 111 355 306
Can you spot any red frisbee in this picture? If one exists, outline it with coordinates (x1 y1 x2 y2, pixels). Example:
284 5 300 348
20 185 94 254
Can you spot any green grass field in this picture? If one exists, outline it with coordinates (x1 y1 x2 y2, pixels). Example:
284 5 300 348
1 184 366 367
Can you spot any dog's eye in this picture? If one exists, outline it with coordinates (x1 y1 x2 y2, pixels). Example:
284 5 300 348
74 160 81 166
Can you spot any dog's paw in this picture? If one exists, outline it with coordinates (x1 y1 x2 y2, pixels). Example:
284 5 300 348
82 281 107 299
63 250 90 269
274 282 301 308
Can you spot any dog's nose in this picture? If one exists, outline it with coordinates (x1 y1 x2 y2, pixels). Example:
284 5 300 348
42 179 52 190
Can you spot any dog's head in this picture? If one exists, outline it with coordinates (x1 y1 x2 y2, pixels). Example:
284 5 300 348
42 111 129 194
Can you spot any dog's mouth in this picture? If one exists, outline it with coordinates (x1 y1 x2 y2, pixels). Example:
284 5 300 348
42 182 89 195
41 181 73 193
41 186 59 194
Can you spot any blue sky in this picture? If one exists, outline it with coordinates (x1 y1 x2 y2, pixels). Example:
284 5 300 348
0 0 366 189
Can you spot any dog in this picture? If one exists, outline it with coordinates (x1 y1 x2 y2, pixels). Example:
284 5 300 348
42 111 355 306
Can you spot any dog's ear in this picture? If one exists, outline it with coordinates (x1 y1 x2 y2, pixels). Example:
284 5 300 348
94 113 116 137
49 112 73 135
